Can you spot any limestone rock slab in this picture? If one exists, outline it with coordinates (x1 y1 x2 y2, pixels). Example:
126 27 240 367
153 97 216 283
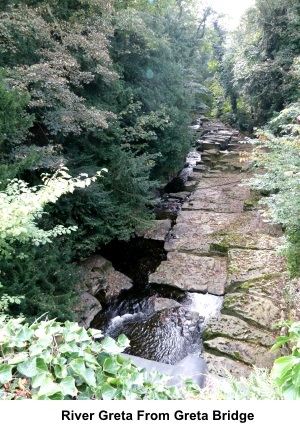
149 252 227 295
204 337 278 368
202 352 251 379
182 186 250 213
223 276 286 330
227 249 285 286
203 314 276 346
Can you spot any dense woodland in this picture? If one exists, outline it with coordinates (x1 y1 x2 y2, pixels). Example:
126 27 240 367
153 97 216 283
0 0 300 399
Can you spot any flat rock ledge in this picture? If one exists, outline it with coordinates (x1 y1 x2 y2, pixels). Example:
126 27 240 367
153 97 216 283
152 120 287 379
149 252 227 295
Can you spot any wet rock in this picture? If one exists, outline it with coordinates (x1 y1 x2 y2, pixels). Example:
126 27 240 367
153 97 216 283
81 254 133 298
118 307 202 364
77 292 102 329
149 252 227 295
151 297 181 312
136 219 172 241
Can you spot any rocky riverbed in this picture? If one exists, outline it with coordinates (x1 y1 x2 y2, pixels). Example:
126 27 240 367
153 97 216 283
149 119 286 377
78 118 288 382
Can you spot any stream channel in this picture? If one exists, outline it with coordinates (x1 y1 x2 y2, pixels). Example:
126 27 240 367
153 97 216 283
91 145 223 365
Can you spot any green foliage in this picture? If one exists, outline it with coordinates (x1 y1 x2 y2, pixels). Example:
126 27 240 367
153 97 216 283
205 367 283 400
0 241 79 322
0 166 104 319
0 72 33 153
245 102 300 275
0 294 24 316
271 322 300 400
221 0 300 128
0 318 196 399
0 166 104 259
0 0 226 319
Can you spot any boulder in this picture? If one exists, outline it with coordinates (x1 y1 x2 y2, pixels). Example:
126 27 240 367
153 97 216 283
77 292 102 329
80 255 112 296
80 254 133 298
105 269 133 299
136 219 172 241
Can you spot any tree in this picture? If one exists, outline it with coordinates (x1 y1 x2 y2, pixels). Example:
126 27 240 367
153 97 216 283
0 167 105 317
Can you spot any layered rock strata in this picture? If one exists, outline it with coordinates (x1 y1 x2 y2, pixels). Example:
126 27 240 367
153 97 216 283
150 120 286 377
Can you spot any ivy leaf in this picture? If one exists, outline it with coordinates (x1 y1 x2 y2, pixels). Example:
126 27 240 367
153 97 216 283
100 383 117 400
58 343 73 353
0 364 12 384
31 371 49 389
7 352 28 365
54 364 68 379
49 392 64 400
17 357 38 377
83 352 99 367
60 376 78 397
77 327 90 342
69 359 96 387
37 376 61 396
15 326 33 342
36 357 48 372
101 336 124 354
77 386 93 400
103 357 121 375
29 343 44 356
117 334 130 348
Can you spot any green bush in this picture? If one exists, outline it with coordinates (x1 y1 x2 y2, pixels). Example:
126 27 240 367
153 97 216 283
0 317 198 400
271 321 300 400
